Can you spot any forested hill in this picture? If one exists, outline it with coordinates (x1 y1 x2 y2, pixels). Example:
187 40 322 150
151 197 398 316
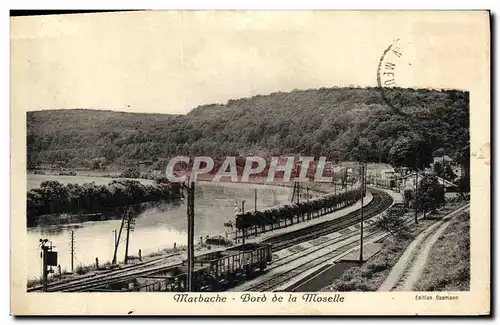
27 87 469 170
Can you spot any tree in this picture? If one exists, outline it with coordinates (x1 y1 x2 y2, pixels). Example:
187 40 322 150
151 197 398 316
27 89 469 168
457 174 470 198
416 175 445 218
375 138 385 163
373 209 410 239
455 142 470 181
120 168 140 178
403 189 414 208
389 134 433 171
433 161 456 182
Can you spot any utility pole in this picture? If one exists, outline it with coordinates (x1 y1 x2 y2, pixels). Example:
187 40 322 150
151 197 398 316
70 230 75 273
124 215 131 264
332 169 337 196
112 208 127 264
306 186 310 219
344 169 348 190
359 164 365 262
124 209 135 265
297 182 300 204
41 245 49 292
187 181 195 292
415 169 419 224
254 188 257 212
442 153 446 203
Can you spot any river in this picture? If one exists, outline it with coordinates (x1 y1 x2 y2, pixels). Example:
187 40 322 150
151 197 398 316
27 181 292 279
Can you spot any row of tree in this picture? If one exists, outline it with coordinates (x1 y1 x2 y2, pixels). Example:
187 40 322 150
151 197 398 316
26 180 182 223
235 188 363 236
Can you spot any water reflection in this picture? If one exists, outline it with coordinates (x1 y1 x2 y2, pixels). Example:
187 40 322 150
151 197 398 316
27 182 291 279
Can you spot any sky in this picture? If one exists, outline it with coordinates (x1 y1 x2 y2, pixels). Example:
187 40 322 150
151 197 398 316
10 11 488 114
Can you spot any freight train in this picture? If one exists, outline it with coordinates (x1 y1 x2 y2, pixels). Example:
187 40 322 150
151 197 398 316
108 243 273 292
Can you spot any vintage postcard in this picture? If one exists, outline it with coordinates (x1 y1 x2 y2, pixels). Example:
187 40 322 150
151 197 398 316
10 10 490 315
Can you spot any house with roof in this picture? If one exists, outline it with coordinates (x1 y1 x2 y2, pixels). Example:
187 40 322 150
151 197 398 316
398 171 458 194
433 155 454 165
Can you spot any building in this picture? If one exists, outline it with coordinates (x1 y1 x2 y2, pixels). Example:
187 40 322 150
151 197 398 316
433 155 454 165
380 168 396 179
398 171 458 194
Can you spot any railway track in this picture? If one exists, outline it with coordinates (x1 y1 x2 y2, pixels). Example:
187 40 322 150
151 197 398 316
27 252 183 292
264 188 393 251
245 201 469 292
245 222 399 292
32 188 393 292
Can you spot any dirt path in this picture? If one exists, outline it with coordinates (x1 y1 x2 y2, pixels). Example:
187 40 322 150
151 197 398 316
378 204 470 291
394 221 452 291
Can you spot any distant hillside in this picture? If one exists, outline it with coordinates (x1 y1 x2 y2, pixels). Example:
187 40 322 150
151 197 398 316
27 87 469 170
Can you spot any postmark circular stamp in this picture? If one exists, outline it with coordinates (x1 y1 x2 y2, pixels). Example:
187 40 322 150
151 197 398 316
377 38 412 116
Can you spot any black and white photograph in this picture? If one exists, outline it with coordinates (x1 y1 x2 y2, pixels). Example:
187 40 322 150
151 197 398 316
10 10 490 315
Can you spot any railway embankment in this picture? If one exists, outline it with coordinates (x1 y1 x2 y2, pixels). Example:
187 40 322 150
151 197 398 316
246 191 374 244
29 186 377 292
230 190 394 292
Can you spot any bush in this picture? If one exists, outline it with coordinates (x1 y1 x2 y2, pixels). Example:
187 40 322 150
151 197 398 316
327 268 373 292
373 210 410 239
120 168 140 178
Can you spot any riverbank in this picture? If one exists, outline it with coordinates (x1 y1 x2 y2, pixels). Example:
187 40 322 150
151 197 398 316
26 184 367 290
27 179 182 225
26 180 296 281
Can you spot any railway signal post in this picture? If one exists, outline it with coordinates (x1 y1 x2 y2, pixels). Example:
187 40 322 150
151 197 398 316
41 243 49 291
39 238 58 292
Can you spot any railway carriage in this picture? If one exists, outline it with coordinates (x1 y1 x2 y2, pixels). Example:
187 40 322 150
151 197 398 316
129 242 272 292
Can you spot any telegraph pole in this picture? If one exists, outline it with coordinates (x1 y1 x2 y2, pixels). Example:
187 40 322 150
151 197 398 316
415 168 419 224
124 209 135 264
42 245 49 292
187 181 195 292
254 188 257 212
306 186 310 219
124 215 131 264
359 164 365 262
442 153 446 203
241 200 246 244
332 169 337 196
112 209 126 264
70 230 75 273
